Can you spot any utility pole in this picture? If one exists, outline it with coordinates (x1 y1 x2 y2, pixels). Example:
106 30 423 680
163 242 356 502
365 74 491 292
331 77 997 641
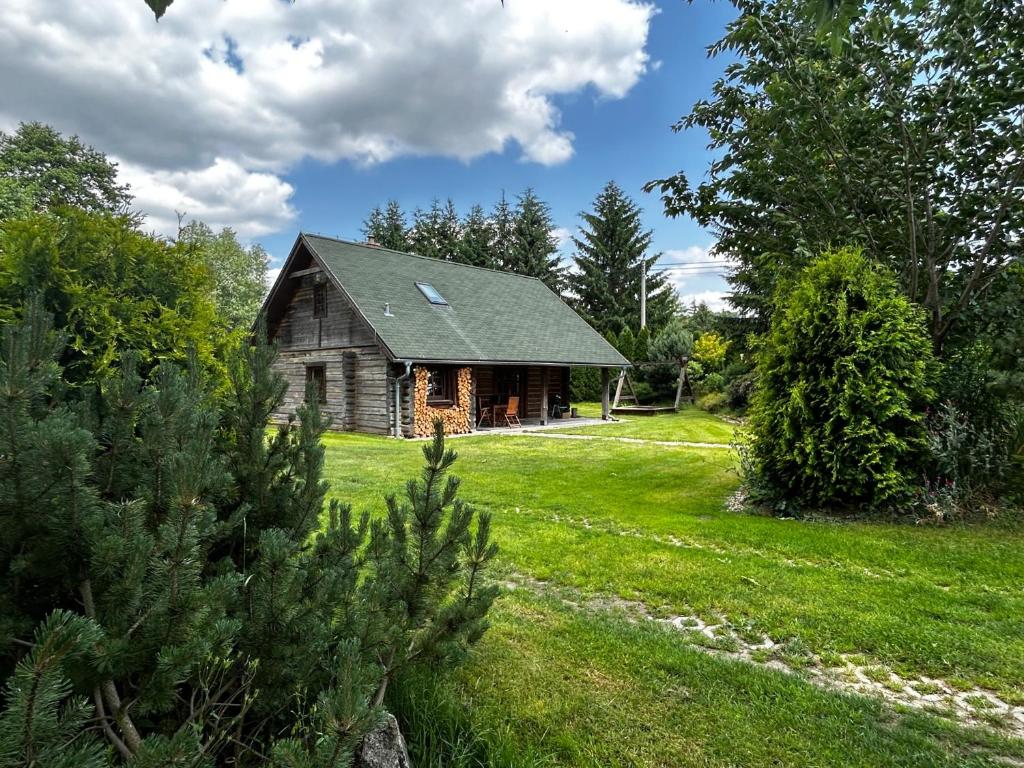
640 261 647 330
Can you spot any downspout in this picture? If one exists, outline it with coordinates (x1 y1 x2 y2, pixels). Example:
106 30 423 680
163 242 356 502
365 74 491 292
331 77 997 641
393 362 413 438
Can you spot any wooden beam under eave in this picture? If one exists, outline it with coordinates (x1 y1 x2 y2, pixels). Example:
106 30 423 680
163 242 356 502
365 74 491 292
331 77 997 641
601 368 610 420
290 266 323 278
540 367 549 426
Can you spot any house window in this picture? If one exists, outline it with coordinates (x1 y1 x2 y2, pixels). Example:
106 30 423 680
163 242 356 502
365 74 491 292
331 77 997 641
313 283 327 318
306 364 327 404
425 367 455 405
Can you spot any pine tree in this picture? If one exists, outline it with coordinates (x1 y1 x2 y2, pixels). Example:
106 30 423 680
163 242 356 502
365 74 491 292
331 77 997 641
509 189 563 292
568 181 676 337
0 307 498 765
457 204 496 268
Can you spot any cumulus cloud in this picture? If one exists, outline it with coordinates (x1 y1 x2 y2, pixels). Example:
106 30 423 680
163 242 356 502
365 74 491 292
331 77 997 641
653 242 733 299
679 290 732 312
119 158 296 239
0 0 654 236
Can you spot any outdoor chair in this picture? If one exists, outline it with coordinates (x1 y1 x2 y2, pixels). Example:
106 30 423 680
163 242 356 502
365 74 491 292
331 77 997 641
502 395 522 429
476 395 493 427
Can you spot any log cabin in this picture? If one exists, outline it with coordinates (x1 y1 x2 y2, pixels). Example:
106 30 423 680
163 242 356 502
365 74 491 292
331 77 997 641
260 233 629 437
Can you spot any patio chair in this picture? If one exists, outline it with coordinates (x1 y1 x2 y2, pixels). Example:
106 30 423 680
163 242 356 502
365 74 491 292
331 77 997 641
476 395 493 428
502 395 522 429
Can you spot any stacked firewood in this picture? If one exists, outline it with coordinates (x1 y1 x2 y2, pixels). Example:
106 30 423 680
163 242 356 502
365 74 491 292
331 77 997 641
412 366 472 437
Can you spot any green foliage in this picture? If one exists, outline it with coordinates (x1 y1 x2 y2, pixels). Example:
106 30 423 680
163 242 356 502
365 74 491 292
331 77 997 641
0 611 107 768
647 0 1024 351
178 221 269 329
0 209 220 385
458 204 497 268
507 189 563 292
745 248 935 511
567 181 676 336
696 372 725 395
616 326 636 362
410 199 461 262
725 370 757 412
644 319 694 400
362 200 411 252
0 307 497 764
692 332 730 371
634 327 650 363
569 367 602 403
696 391 728 414
0 123 131 217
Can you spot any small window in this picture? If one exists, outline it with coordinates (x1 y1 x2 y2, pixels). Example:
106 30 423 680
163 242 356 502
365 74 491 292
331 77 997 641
305 364 327 404
425 367 455 405
415 282 448 306
313 283 327 318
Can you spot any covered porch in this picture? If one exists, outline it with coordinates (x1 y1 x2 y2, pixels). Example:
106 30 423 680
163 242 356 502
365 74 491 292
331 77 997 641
469 364 617 430
401 362 620 438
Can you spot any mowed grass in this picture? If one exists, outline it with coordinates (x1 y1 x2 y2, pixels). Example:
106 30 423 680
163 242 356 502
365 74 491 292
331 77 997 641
320 422 1024 766
542 402 737 443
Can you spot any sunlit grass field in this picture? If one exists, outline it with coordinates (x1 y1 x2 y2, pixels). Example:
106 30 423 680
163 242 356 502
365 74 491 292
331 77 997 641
320 409 1024 766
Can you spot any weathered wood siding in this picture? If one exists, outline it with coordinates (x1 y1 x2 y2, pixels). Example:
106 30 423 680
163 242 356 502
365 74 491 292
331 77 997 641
273 277 376 351
269 276 391 434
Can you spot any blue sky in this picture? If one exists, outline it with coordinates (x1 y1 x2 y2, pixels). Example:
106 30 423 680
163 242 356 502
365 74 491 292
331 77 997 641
2 0 738 307
262 0 738 306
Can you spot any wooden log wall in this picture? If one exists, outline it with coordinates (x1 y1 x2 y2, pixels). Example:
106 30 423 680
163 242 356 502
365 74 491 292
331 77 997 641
269 271 394 434
272 277 375 351
412 366 473 437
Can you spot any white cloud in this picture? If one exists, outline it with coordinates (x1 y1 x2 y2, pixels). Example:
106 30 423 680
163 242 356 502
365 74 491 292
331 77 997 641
679 290 732 312
265 267 282 290
0 0 654 236
120 158 296 239
654 241 733 299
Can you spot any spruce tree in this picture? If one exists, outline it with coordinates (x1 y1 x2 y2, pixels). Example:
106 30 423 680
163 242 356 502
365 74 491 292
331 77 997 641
569 181 676 336
362 200 410 251
491 193 515 271
508 189 563 292
381 200 411 251
457 204 496 268
409 199 443 260
0 308 498 765
362 205 386 243
436 198 461 262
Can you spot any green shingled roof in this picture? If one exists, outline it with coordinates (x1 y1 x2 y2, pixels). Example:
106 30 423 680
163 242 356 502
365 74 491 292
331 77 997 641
300 234 629 367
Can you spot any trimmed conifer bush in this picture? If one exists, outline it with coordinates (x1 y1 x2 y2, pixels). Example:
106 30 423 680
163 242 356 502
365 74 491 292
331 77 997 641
744 248 934 512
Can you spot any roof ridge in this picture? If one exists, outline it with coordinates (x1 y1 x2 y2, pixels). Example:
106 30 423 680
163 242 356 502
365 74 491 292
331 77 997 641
300 232 545 283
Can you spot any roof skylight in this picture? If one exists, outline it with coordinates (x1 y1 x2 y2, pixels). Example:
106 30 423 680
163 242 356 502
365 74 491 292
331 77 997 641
415 282 448 306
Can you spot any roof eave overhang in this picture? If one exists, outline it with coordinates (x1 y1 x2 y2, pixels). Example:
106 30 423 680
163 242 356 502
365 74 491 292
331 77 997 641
393 358 631 368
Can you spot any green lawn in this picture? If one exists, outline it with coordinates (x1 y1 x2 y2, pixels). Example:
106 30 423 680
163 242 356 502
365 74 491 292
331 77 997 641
543 402 737 444
321 421 1024 767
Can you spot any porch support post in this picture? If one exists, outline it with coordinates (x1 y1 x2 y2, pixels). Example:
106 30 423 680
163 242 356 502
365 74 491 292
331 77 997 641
540 367 549 426
601 367 610 420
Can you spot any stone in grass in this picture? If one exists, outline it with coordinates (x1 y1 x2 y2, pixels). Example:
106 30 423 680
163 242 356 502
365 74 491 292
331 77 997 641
356 714 412 768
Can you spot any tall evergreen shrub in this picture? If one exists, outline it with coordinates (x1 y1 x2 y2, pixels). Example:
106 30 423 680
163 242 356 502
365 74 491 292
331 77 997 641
745 248 934 511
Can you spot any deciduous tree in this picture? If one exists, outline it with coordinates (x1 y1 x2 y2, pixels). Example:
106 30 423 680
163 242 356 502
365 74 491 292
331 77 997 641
647 0 1023 353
